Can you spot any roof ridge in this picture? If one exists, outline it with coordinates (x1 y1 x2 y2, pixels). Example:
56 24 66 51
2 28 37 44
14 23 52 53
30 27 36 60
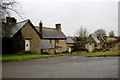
17 19 29 24
43 27 55 29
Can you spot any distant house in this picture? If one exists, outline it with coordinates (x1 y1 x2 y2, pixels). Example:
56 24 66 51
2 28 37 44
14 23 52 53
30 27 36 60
2 17 41 54
66 37 75 52
36 21 67 54
98 36 106 49
85 34 101 52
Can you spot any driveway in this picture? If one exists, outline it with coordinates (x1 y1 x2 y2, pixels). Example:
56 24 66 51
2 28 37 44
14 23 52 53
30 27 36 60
2 56 118 78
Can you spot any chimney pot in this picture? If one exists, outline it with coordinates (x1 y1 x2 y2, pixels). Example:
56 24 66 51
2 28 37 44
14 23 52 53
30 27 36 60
6 17 17 25
55 23 61 30
39 21 43 37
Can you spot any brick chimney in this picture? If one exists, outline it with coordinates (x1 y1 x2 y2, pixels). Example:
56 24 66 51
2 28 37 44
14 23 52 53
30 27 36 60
6 17 17 25
39 21 43 37
55 23 61 30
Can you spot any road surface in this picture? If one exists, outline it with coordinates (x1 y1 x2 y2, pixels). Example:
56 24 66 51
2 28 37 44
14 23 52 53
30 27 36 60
2 56 118 78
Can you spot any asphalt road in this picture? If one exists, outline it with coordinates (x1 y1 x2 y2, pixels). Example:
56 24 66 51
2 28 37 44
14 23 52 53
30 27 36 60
2 56 118 78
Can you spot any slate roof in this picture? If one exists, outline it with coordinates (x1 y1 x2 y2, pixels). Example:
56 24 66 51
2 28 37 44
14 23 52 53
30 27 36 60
66 37 75 44
91 34 100 43
2 20 40 38
36 27 66 39
41 40 54 49
99 37 106 43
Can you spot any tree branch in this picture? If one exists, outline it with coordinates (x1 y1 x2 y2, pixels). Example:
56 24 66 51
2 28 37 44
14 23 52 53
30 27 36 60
5 7 24 20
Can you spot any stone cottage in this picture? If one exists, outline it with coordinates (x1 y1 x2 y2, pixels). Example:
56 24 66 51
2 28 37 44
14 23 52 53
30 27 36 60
36 21 70 54
85 34 101 52
2 17 41 54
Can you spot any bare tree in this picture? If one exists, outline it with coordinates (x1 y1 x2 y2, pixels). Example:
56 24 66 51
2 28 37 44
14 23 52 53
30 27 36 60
94 29 106 38
0 0 23 22
0 0 24 37
108 31 115 37
74 26 89 51
76 26 89 38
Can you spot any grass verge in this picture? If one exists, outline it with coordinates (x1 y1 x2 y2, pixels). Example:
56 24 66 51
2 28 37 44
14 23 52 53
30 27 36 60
87 51 120 57
2 51 120 62
2 53 68 63
69 51 120 57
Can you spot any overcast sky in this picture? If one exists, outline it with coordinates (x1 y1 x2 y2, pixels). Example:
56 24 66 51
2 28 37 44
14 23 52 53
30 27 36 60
14 0 119 36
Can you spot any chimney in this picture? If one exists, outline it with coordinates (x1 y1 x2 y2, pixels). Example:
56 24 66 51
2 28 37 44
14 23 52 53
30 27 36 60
39 21 43 37
55 23 61 30
6 17 17 25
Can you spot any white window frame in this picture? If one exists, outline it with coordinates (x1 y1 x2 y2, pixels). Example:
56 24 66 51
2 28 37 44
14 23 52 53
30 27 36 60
25 39 31 51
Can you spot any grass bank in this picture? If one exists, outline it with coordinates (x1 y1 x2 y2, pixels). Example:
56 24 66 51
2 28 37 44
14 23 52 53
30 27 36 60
87 51 120 57
2 53 68 63
69 51 120 57
71 51 120 57
2 51 119 62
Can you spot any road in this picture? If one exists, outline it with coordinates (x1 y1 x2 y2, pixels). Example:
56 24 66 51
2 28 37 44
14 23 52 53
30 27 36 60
2 56 118 78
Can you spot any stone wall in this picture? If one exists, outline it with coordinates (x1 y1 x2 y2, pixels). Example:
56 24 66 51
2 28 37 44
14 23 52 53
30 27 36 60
43 39 67 53
85 43 95 52
21 23 41 54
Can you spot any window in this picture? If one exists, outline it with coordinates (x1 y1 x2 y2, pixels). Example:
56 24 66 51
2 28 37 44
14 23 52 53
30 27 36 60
25 40 30 51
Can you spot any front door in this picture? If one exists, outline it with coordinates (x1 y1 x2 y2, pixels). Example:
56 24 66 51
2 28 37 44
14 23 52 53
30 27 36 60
25 40 30 51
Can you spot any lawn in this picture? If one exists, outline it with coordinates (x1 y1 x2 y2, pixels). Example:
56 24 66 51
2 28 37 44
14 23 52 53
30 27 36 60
2 51 120 62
